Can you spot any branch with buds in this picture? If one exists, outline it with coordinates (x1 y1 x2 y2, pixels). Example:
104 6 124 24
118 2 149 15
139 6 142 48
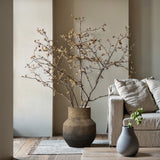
23 17 130 108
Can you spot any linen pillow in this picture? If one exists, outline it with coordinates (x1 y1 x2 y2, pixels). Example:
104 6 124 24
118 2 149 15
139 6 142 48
108 77 154 96
114 79 158 114
146 79 160 110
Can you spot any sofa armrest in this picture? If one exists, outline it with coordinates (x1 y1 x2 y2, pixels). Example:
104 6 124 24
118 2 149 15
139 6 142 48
108 95 124 146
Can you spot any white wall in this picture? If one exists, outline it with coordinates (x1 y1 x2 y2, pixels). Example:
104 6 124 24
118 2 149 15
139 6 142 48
130 0 160 79
14 0 53 137
53 0 128 134
0 0 13 159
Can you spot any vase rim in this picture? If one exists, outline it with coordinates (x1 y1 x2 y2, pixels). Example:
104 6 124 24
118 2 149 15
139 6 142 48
123 126 134 129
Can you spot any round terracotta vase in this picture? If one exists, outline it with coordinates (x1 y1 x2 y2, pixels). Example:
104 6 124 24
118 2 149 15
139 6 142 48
63 107 96 148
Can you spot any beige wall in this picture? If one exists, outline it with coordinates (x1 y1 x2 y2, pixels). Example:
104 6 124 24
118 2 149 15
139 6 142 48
130 0 160 79
0 0 13 159
14 0 53 137
53 0 128 134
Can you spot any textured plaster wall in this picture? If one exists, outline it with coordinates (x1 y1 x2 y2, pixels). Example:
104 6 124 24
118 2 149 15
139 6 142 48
14 0 53 137
130 0 160 79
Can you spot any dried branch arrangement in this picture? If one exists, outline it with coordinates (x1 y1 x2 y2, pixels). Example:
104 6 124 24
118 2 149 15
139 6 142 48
23 17 129 108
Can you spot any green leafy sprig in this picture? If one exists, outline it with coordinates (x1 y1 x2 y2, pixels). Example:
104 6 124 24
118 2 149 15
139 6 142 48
128 108 143 128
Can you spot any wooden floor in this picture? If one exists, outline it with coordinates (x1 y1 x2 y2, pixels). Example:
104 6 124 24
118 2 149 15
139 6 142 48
14 135 160 160
13 135 107 160
82 147 160 160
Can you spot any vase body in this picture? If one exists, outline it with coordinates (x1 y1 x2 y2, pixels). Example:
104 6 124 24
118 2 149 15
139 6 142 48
116 126 139 157
63 107 96 148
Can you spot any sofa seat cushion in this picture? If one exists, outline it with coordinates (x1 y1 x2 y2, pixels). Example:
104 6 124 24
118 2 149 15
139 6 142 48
123 113 160 130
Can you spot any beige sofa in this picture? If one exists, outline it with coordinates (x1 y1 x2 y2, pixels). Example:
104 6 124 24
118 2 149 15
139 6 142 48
108 85 160 147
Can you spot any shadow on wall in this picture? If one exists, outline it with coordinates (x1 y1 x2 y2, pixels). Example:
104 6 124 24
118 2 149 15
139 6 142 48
129 0 152 79
13 129 19 137
53 0 74 135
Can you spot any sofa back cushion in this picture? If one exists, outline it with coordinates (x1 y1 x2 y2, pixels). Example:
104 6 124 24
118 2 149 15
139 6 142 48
146 79 160 110
114 79 158 114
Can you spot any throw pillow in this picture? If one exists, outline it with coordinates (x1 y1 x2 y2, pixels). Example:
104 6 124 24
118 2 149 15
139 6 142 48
114 79 158 114
108 77 154 96
146 79 160 110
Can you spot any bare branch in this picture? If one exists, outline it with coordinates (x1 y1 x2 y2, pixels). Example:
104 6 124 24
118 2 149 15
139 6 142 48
23 18 129 108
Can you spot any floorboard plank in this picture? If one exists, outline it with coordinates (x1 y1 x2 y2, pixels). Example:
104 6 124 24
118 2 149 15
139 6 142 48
82 147 160 160
15 138 40 158
14 138 27 155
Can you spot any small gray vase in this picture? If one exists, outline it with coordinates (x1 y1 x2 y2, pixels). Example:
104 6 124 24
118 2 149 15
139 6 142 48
116 126 139 157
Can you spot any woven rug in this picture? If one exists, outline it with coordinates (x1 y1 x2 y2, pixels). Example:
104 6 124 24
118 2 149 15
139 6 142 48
30 139 109 155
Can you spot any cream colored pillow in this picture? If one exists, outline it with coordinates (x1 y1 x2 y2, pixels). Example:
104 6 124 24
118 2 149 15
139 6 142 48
146 79 160 110
114 79 158 114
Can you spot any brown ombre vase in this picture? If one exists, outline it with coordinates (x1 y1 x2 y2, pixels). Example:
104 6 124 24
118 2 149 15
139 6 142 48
63 107 96 148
